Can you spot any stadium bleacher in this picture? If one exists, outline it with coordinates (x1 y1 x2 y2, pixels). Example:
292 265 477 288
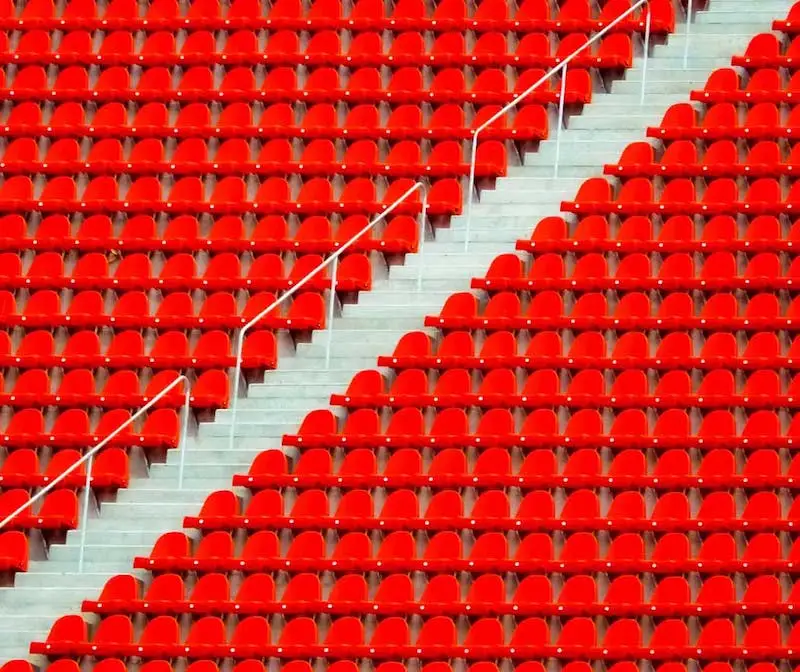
6 0 800 668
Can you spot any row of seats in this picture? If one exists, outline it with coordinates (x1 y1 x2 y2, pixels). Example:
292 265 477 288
0 328 278 370
606 140 800 178
31 612 800 660
648 103 800 140
0 65 593 105
184 487 800 532
79 571 800 617
380 330 800 371
0 446 128 488
0 487 77 529
0 367 228 408
0 30 634 70
331 367 800 409
475 251 800 292
1 406 181 448
0 101 550 141
236 447 800 490
518 215 800 254
562 176 800 216
0 289 324 331
694 68 800 103
283 406 800 450
0 0 675 33
734 32 800 68
426 291 800 331
0 250 372 291
0 175 459 215
0 213 420 254
0 660 787 672
0 137 507 178
133 528 800 574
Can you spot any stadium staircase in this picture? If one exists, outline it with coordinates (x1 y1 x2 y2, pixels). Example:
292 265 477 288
0 0 795 664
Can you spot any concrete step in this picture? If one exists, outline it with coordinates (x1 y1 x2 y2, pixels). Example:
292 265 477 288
389 263 492 279
411 241 512 254
357 290 456 306
433 227 533 243
233 393 333 408
567 115 662 131
93 500 204 519
613 78 712 94
692 12 787 25
402 251 499 267
506 164 596 178
340 303 442 317
624 68 717 83
65 527 177 546
19 561 136 577
492 177 587 191
11 571 113 590
247 369 358 385
199 420 298 437
479 189 576 204
173 446 273 464
114 486 238 505
533 139 632 157
638 57 734 68
144 473 238 490
445 214 537 229
277 355 380 370
588 93 690 107
0 586 91 609
234 391 334 406
48 543 155 564
0 614 71 632
151 463 257 480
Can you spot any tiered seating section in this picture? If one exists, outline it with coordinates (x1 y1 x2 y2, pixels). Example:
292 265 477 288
25 0 800 667
0 0 671 577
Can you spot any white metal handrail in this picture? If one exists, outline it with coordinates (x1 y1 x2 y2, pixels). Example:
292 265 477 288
227 182 428 453
463 0 696 251
0 373 191 572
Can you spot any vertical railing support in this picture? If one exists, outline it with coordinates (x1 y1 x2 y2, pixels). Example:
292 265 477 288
640 5 652 105
325 254 339 370
683 0 693 69
464 138 479 253
177 386 192 490
77 453 94 573
417 190 428 292
553 63 568 179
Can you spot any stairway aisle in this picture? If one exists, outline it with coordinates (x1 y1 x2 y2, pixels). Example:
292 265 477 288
3 0 790 661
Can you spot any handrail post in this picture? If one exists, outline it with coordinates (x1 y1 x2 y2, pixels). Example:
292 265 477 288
464 135 480 253
177 386 192 490
228 331 246 455
683 0 693 69
325 254 339 370
0 374 189 533
77 452 93 573
417 190 428 291
226 183 424 453
553 63 568 179
640 2 652 105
